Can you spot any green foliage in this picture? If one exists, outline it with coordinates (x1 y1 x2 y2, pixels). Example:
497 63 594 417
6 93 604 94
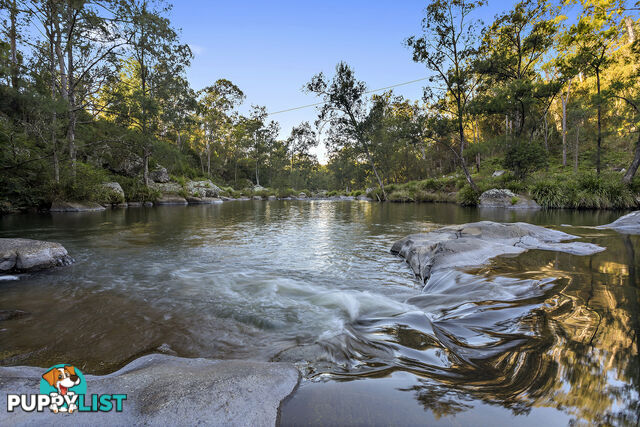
504 141 548 179
510 196 519 205
457 184 480 206
116 176 161 202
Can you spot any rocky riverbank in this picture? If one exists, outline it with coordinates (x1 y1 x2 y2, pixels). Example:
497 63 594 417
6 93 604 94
0 238 73 273
0 354 300 426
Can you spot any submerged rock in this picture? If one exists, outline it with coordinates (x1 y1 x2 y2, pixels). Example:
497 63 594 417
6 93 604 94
50 201 106 212
0 354 299 426
391 221 604 283
598 210 640 234
0 238 74 273
479 189 540 209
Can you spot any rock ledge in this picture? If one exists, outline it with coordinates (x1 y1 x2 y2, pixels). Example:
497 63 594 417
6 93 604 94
0 238 73 272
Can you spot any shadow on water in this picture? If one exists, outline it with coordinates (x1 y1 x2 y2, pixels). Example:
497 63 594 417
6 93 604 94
1 201 638 425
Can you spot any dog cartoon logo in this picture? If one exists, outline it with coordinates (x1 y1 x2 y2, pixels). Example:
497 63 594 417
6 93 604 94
40 365 86 413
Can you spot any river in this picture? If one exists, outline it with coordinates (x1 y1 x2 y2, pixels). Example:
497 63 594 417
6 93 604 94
1 201 638 425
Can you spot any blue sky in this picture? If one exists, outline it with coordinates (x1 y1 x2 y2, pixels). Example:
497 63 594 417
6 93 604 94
168 1 524 160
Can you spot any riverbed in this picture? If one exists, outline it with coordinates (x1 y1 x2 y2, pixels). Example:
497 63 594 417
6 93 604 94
1 201 638 425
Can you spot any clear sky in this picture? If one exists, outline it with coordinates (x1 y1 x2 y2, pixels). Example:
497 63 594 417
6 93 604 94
168 1 518 161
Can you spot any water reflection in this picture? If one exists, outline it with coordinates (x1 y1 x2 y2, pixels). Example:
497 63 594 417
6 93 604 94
0 202 638 425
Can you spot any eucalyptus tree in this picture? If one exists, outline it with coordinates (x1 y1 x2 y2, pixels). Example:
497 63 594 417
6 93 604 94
305 62 388 199
287 121 317 187
198 79 244 177
406 0 483 192
474 0 561 140
563 0 624 174
246 105 278 187
120 0 192 184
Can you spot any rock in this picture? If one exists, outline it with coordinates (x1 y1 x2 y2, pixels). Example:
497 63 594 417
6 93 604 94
128 202 142 208
268 195 277 200
220 196 234 201
357 195 372 201
150 166 170 183
492 170 505 177
598 211 640 234
252 195 263 200
0 309 29 321
186 196 222 204
114 203 128 208
391 221 604 283
155 195 188 205
115 153 143 177
479 189 540 209
149 182 182 194
298 192 307 198
101 182 125 202
0 238 74 273
254 185 265 192
50 201 106 212
0 354 299 426
185 180 221 198
143 201 153 207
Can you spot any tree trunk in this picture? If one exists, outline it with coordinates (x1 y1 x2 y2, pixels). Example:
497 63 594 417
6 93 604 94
596 69 602 175
66 4 76 177
574 124 580 173
206 144 211 177
143 147 150 185
458 114 479 192
623 130 640 184
367 153 386 200
9 0 18 89
255 160 260 186
561 80 571 167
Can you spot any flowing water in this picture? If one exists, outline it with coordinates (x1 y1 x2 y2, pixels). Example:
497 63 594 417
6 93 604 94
0 201 638 425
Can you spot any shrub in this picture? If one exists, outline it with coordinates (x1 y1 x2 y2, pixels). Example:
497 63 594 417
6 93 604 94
387 189 413 202
504 141 547 179
116 176 161 202
511 196 519 205
457 184 480 206
530 179 565 208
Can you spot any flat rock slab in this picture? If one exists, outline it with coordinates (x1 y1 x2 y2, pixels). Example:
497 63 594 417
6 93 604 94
0 354 300 426
0 238 73 273
479 189 540 209
50 201 106 212
598 210 640 234
391 221 604 283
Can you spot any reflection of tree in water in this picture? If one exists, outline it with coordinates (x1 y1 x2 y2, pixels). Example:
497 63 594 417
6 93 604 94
332 234 640 423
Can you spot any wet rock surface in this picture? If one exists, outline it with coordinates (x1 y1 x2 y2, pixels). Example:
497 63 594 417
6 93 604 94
479 189 540 209
0 238 74 273
598 210 640 234
391 221 604 283
0 354 300 426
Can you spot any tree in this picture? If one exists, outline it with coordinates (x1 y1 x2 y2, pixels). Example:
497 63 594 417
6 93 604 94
306 62 388 199
406 0 484 192
563 0 624 175
287 121 317 188
198 79 244 177
120 0 191 185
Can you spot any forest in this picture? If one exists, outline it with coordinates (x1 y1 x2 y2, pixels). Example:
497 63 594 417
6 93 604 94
1 0 640 211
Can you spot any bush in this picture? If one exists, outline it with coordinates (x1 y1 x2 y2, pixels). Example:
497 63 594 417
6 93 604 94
116 176 161 202
387 189 413 202
504 141 547 179
530 179 567 208
457 184 480 206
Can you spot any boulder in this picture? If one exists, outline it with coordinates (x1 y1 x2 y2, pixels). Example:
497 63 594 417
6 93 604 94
252 195 263 200
149 182 182 194
150 166 170 183
298 192 307 199
185 180 221 198
0 238 74 273
391 221 604 283
155 195 188 205
268 195 277 200
114 153 143 177
50 201 106 212
598 210 640 234
0 354 299 426
479 189 540 209
186 196 222 204
101 182 125 202
143 201 153 207
254 184 265 192
492 170 505 177
128 202 142 208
